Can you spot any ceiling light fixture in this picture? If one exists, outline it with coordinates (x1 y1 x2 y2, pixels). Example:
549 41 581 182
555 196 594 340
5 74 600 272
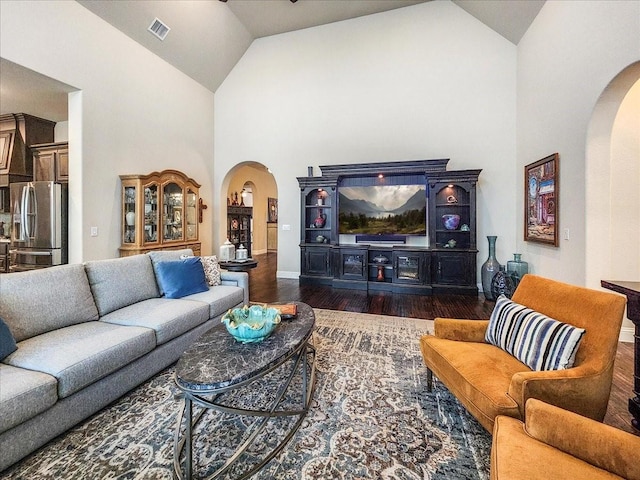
148 17 170 41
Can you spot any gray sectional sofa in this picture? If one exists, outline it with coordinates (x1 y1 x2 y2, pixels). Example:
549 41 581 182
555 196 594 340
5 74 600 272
0 249 249 471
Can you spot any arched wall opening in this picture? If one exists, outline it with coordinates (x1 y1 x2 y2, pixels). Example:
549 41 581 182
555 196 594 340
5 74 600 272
219 162 278 257
586 61 640 342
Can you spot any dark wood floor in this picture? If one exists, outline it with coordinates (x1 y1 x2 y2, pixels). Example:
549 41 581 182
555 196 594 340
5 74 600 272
249 252 638 435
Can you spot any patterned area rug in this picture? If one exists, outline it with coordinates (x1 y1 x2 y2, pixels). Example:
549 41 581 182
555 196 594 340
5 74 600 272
3 309 491 479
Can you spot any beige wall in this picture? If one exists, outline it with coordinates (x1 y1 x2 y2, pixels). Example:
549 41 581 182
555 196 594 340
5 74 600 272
518 1 639 341
1 0 216 261
517 0 640 286
215 1 518 277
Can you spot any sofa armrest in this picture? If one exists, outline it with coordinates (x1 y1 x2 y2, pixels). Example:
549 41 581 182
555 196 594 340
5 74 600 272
524 399 640 480
220 271 249 306
434 318 489 343
508 364 612 421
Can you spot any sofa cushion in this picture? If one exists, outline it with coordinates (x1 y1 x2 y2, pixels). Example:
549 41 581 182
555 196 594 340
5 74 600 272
0 264 99 342
486 295 585 371
182 285 246 319
0 317 17 360
84 254 159 317
147 249 194 295
0 364 58 434
3 321 155 398
99 297 209 345
154 257 209 299
420 335 527 430
201 255 222 286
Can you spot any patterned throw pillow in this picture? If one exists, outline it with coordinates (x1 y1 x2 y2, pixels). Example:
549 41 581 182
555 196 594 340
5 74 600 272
201 255 221 286
485 295 586 371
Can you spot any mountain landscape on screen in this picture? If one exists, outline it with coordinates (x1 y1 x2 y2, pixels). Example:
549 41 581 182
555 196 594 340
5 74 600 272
339 185 426 235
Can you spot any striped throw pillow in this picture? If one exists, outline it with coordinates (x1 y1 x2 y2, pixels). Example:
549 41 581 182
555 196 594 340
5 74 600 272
485 295 586 371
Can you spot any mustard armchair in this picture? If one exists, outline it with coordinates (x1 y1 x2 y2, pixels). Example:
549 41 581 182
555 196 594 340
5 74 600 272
419 274 626 431
491 399 640 480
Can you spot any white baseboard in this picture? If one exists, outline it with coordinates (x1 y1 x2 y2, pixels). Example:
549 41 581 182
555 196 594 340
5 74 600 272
277 270 299 279
619 326 635 343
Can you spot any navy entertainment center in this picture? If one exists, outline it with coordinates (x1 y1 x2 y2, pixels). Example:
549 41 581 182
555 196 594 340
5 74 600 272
297 159 481 295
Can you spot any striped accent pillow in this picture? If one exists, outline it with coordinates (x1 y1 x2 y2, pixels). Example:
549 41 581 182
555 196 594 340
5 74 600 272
485 295 586 371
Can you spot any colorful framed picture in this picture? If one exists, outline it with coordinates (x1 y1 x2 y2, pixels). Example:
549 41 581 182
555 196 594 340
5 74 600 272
268 197 278 223
524 153 559 246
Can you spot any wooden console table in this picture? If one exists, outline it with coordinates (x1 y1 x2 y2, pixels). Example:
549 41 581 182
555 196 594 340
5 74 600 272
601 280 640 430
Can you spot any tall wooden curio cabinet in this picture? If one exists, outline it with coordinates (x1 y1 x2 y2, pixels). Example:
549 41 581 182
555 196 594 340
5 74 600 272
119 169 201 257
428 170 481 294
297 176 337 285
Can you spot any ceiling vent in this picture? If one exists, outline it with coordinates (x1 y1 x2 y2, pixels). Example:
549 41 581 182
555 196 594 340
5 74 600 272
148 18 170 41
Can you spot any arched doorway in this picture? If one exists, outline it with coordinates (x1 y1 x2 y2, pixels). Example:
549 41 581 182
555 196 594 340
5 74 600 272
219 162 278 257
586 61 640 341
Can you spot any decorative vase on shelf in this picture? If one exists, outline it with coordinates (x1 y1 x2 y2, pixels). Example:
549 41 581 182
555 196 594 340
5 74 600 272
507 253 529 283
442 214 461 230
481 235 501 300
314 210 326 228
125 211 136 226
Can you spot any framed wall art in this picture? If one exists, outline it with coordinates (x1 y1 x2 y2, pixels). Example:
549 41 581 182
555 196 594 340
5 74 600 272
524 153 559 246
268 197 278 223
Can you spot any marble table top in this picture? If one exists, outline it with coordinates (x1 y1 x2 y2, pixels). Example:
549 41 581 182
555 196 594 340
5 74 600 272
175 302 315 392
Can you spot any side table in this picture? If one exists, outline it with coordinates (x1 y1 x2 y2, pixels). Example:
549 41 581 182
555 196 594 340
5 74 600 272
220 259 258 272
601 280 640 430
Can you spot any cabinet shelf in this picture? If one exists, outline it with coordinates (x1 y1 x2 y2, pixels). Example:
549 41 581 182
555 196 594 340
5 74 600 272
227 206 252 257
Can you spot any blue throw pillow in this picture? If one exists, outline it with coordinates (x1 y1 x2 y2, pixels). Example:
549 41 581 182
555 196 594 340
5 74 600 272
154 257 209 299
0 317 17 361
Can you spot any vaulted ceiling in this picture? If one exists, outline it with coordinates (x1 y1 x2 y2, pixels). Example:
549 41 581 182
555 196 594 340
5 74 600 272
1 0 545 121
77 0 545 93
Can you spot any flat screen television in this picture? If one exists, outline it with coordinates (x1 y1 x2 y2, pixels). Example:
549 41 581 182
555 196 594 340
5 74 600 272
339 185 427 236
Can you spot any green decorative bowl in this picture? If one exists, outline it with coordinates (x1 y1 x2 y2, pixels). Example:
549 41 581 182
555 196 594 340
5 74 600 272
221 305 281 344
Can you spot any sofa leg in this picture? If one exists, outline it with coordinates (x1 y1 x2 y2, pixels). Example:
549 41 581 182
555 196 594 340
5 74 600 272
427 368 433 392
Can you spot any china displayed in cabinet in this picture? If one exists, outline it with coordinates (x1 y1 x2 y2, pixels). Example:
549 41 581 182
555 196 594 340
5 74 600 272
119 170 201 257
227 206 252 258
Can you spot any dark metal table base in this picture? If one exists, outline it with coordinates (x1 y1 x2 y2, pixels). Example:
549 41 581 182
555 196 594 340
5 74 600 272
173 338 316 479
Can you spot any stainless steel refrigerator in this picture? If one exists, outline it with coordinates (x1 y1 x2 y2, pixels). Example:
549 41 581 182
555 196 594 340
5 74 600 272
10 181 68 272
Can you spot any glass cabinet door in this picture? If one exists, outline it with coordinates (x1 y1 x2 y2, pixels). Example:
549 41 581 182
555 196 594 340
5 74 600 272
393 252 425 284
123 186 136 244
163 182 183 242
185 188 197 240
143 184 159 244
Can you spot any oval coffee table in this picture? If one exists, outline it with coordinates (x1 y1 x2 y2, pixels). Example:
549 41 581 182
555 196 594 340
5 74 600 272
173 302 316 479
